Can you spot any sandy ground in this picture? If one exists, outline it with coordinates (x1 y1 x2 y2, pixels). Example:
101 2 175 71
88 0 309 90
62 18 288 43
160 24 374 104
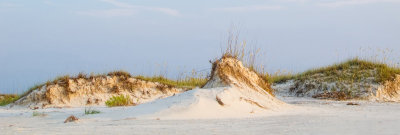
1 96 400 135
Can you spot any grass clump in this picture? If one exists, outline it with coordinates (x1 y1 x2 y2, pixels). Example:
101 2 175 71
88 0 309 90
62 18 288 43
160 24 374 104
105 95 134 107
32 111 47 117
0 94 19 106
135 75 207 89
84 108 101 115
107 70 132 78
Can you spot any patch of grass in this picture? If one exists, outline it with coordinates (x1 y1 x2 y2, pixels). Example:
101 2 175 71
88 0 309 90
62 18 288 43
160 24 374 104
84 108 100 115
270 58 400 84
107 70 132 78
0 94 19 106
105 95 134 107
135 75 207 89
32 111 47 117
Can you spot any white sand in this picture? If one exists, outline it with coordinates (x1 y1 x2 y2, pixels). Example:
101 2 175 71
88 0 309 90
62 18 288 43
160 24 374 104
1 97 400 135
90 86 288 120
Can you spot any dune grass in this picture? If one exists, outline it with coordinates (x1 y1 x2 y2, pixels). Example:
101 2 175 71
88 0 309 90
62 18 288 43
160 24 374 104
105 95 134 107
32 111 47 117
134 75 207 89
213 27 276 96
0 94 19 106
84 108 101 115
270 58 400 84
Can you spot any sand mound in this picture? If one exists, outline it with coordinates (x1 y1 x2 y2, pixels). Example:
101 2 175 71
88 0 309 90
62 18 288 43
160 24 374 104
272 60 391 100
12 75 184 108
202 57 284 110
107 57 287 119
373 75 400 102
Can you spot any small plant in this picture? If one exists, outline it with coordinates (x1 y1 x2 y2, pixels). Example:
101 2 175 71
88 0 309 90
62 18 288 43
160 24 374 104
32 111 47 117
105 95 134 107
84 107 101 115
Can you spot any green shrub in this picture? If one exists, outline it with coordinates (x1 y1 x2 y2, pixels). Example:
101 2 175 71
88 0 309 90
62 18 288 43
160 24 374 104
105 95 133 107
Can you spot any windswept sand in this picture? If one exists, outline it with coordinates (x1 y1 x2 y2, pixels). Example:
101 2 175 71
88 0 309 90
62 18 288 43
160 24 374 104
1 97 400 135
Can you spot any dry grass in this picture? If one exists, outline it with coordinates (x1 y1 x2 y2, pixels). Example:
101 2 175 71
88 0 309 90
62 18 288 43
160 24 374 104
135 75 207 89
209 26 274 96
312 91 350 100
107 70 132 78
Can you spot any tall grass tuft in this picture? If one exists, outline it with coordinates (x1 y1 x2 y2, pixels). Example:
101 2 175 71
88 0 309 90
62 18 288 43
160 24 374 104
214 25 274 95
105 95 134 107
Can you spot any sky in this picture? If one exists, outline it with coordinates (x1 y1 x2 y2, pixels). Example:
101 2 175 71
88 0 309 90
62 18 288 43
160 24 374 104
1 0 400 94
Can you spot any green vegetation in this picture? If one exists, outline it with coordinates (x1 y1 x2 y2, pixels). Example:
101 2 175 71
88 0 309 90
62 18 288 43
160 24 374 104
0 94 19 106
32 111 47 117
105 95 134 107
84 108 101 115
134 75 207 89
269 58 400 84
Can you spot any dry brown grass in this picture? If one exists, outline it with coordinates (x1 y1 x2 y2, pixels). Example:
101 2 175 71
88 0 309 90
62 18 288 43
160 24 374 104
312 91 351 100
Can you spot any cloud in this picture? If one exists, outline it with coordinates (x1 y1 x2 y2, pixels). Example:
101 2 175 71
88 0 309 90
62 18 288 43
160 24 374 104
317 0 400 8
212 5 284 12
77 0 180 17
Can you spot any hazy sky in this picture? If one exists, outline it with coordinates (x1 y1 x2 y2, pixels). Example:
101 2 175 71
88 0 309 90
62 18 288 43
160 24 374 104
1 0 400 94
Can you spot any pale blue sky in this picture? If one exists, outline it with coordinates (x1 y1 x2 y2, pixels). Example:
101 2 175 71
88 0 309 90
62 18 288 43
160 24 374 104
1 0 400 94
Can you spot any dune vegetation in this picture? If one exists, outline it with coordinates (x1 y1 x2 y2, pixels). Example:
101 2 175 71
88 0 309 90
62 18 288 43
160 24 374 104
270 57 400 100
270 58 400 84
105 95 134 107
0 94 19 106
